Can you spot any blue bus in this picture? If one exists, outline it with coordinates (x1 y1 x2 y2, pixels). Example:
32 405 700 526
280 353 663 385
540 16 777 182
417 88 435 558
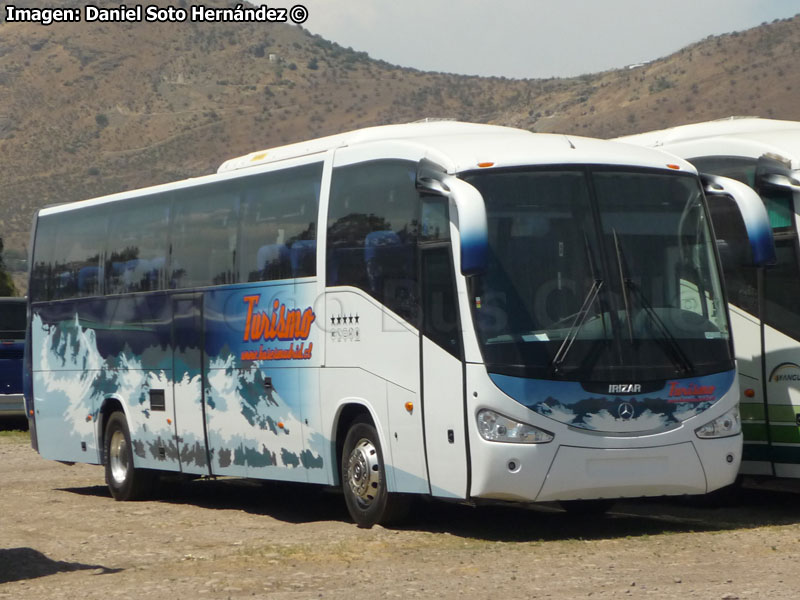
1 297 26 418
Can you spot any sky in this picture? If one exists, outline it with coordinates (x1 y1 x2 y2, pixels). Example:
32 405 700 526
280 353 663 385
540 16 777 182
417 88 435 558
296 0 800 79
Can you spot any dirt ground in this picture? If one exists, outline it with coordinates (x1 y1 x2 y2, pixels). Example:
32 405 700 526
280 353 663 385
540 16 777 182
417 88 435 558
1 422 800 600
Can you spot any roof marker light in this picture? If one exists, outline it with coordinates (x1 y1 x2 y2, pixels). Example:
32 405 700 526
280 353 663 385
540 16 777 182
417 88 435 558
667 164 681 170
477 162 495 168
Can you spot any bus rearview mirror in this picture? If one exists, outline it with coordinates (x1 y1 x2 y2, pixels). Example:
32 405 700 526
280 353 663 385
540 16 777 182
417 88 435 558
701 174 777 268
416 160 488 276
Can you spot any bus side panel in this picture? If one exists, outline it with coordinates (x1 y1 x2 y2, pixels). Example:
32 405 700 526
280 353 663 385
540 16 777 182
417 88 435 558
31 302 103 464
324 289 429 494
730 306 772 475
763 323 800 474
31 295 179 472
203 282 327 482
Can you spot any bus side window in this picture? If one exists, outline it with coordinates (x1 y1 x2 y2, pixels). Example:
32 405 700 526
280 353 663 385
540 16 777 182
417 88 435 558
106 197 170 295
30 216 59 302
760 186 800 340
171 183 239 289
239 163 322 283
45 210 108 300
706 195 759 315
327 160 419 322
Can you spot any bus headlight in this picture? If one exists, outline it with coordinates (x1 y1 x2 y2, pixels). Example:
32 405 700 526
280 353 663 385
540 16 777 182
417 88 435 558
477 409 553 444
695 406 741 439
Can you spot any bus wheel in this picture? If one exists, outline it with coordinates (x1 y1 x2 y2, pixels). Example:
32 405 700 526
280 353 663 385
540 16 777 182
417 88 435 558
104 412 155 501
341 419 406 528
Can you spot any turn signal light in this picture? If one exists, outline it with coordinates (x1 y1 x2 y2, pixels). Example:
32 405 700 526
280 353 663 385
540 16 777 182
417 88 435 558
744 388 756 398
405 402 414 413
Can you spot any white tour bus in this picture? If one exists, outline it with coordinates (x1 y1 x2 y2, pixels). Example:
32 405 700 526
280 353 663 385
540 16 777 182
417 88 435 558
619 116 800 480
25 121 773 526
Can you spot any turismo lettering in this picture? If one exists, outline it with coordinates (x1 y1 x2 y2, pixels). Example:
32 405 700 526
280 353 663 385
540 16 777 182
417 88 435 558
242 295 315 342
241 296 315 362
667 381 716 403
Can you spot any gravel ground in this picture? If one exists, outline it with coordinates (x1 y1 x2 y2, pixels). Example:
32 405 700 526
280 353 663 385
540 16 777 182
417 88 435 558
2 426 800 600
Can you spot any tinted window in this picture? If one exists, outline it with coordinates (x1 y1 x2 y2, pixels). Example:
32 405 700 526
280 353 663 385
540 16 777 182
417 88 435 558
106 195 171 295
30 215 59 302
32 209 108 301
327 160 419 321
171 183 239 289
239 163 321 282
690 156 757 188
0 300 25 336
421 246 460 357
706 196 759 315
764 233 800 340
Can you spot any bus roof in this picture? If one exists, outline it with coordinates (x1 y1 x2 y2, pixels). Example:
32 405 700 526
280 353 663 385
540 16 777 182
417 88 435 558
40 121 696 217
217 120 696 175
617 117 800 169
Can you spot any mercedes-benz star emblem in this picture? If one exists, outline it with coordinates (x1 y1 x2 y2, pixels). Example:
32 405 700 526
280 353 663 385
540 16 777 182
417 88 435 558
618 402 635 420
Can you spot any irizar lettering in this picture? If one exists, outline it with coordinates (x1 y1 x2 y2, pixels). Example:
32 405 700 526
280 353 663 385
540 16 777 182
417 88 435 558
608 384 641 394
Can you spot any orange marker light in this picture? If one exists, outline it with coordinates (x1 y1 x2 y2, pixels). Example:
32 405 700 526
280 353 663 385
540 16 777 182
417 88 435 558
667 164 681 170
29 409 34 416
744 388 756 398
405 402 414 413
167 418 172 425
477 162 495 168
278 421 285 429
86 415 93 422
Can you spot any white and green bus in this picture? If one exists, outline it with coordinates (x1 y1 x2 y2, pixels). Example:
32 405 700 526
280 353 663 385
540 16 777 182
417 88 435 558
620 117 800 480
25 121 773 526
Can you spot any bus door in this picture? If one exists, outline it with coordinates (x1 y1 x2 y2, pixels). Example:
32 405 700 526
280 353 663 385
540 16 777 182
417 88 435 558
757 180 800 476
419 224 469 499
171 293 211 475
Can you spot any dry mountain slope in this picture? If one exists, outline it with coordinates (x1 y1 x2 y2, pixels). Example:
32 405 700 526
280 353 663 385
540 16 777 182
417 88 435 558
2 3 800 270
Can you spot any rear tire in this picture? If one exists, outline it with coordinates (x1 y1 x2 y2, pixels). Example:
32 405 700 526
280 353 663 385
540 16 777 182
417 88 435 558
104 411 155 500
341 419 408 528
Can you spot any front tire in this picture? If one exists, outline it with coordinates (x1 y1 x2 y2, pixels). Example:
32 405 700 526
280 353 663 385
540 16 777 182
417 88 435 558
104 411 155 500
341 419 407 527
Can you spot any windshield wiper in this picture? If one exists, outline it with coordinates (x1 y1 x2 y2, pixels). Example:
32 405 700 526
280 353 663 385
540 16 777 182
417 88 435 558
551 278 603 374
612 231 694 376
612 229 634 342
551 232 605 375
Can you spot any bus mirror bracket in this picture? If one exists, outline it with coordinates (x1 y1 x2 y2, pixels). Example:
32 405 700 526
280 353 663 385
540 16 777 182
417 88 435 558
758 172 800 190
416 159 488 275
701 173 777 267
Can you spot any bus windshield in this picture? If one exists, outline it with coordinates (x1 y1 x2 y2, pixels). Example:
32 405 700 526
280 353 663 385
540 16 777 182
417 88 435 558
463 168 732 381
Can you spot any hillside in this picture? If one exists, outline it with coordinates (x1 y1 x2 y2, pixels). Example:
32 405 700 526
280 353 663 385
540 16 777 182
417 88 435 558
2 1 800 292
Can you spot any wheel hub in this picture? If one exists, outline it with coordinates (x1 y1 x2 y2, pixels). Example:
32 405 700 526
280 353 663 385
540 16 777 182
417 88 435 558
109 429 129 485
346 438 380 507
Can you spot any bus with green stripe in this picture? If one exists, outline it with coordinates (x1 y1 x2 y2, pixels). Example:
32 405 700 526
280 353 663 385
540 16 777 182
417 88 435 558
620 117 800 480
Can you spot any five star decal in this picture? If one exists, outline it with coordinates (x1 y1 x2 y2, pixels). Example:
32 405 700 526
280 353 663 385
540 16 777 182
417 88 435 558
330 314 359 325
329 313 361 342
